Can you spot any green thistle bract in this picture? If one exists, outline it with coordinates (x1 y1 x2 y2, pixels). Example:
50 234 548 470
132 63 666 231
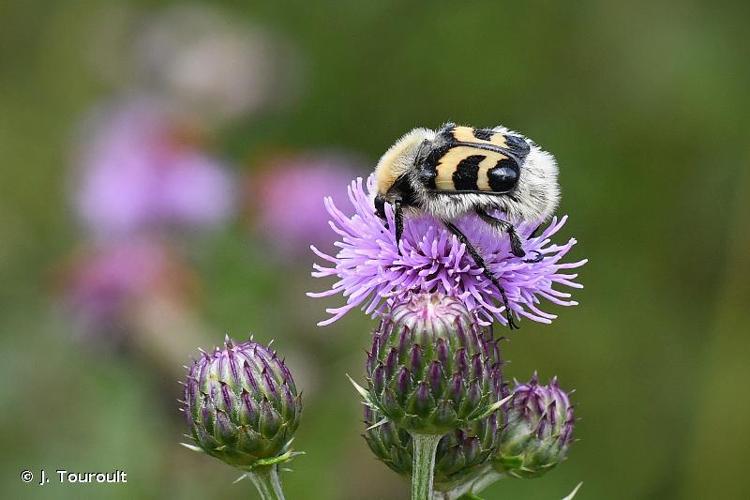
182 336 302 471
365 293 503 435
493 374 574 478
364 405 500 488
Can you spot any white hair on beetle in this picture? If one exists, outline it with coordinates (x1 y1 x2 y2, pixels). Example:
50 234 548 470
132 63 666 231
374 127 435 197
374 123 559 224
490 124 560 223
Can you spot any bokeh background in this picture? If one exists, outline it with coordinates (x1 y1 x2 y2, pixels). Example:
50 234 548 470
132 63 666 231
2 1 749 499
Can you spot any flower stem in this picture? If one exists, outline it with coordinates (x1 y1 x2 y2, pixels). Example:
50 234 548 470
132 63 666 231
410 433 443 500
463 468 504 498
248 465 285 500
434 464 504 500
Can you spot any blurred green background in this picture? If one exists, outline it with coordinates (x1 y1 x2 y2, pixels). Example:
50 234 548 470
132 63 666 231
2 1 749 499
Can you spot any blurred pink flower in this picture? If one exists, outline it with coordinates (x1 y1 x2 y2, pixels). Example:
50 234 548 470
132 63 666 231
61 239 194 336
74 99 235 238
251 153 365 259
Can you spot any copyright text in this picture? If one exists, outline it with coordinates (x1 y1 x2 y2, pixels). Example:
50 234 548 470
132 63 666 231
20 469 127 486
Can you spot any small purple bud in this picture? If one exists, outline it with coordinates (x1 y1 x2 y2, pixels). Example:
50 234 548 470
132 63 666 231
181 336 302 470
494 375 575 478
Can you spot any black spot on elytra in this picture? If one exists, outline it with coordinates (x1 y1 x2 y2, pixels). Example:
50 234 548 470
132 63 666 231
473 128 494 141
504 135 531 157
452 155 483 190
488 158 519 192
421 145 448 191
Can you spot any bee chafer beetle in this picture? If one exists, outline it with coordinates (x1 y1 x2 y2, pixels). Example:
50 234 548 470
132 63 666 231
373 122 560 329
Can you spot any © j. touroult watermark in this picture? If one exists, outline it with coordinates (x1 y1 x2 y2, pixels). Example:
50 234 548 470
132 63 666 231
20 468 127 486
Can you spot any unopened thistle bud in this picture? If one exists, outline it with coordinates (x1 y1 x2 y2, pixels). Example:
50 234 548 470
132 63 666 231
181 336 302 472
363 292 504 435
493 374 574 478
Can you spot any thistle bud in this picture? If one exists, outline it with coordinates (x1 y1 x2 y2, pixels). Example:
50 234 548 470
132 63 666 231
363 405 500 487
181 336 302 471
366 292 503 434
493 374 574 478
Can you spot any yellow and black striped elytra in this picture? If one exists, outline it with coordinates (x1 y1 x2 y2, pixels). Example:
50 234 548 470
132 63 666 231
418 124 531 194
372 122 560 331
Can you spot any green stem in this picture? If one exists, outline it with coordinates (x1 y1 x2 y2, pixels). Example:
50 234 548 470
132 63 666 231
435 464 504 500
462 469 504 498
410 433 443 500
247 465 285 500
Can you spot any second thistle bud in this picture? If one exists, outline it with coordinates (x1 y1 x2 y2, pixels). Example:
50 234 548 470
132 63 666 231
364 405 500 487
365 292 503 434
493 374 575 478
182 336 302 471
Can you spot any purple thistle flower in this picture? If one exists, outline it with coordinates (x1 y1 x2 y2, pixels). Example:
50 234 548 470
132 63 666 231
309 176 587 327
74 99 235 238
